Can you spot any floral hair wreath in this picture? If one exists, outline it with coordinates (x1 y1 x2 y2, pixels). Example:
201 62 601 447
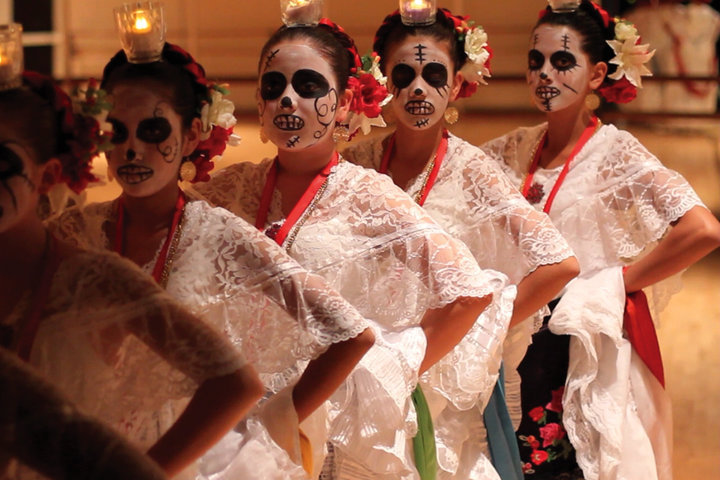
317 18 391 140
162 43 241 183
22 72 109 194
437 8 493 99
541 1 655 104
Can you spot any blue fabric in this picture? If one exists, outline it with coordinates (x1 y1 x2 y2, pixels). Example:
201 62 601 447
412 385 437 480
483 364 524 480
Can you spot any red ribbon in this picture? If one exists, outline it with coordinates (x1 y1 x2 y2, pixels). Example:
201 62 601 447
380 130 449 207
623 289 665 388
114 191 187 284
255 153 339 246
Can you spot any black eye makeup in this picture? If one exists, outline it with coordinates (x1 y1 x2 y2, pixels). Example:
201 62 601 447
421 63 448 89
550 51 578 72
108 118 129 145
392 63 416 90
528 50 544 71
0 144 24 181
291 69 330 99
260 72 287 101
137 117 172 144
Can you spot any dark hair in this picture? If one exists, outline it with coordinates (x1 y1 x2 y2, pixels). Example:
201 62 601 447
258 24 355 91
0 86 58 165
535 0 617 78
373 10 465 74
101 43 209 129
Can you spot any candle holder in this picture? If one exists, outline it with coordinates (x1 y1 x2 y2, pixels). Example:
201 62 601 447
547 0 581 13
0 23 23 92
280 0 323 28
399 0 437 26
114 2 166 63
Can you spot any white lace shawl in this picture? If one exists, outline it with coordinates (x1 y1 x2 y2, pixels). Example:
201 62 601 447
0 348 166 480
481 123 702 480
3 249 244 452
194 159 513 476
49 200 369 394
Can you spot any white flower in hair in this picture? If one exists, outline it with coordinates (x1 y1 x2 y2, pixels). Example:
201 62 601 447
607 33 655 88
367 54 388 86
461 26 491 85
200 84 238 140
614 20 638 42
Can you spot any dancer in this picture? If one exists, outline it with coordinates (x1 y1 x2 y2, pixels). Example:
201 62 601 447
194 16 513 479
0 70 263 479
49 42 374 479
480 1 720 478
343 8 580 478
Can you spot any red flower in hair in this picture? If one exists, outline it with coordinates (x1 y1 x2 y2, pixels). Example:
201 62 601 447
457 81 478 99
348 73 388 118
597 76 637 104
186 125 233 183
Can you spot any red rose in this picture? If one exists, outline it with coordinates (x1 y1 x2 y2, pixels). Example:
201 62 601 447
528 406 545 422
546 386 564 413
457 81 478 99
530 449 549 466
526 435 540 450
597 77 637 104
539 422 567 447
522 462 534 474
348 73 388 118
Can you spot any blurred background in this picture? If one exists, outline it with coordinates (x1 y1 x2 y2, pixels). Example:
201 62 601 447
2 0 718 478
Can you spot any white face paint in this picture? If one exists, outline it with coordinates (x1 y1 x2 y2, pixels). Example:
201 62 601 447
106 85 186 198
386 35 454 131
527 25 592 112
0 132 38 233
258 42 340 151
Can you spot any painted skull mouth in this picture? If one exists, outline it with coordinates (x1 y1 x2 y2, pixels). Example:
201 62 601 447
273 115 305 131
535 86 561 100
117 165 154 185
405 101 435 116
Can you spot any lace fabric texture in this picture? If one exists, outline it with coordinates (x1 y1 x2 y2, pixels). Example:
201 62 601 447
0 348 166 480
194 159 512 476
2 248 245 459
481 123 701 480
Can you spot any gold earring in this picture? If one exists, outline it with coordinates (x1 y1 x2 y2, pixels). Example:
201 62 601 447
259 128 269 144
585 91 601 111
444 107 459 125
333 124 349 143
180 160 197 182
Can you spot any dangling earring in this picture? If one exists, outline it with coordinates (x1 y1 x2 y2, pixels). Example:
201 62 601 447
179 159 197 182
259 128 269 144
444 106 459 125
585 91 601 111
333 123 349 143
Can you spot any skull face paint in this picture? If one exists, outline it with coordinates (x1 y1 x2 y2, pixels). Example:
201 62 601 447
386 36 454 131
258 43 339 151
0 138 38 233
106 85 185 197
527 25 592 112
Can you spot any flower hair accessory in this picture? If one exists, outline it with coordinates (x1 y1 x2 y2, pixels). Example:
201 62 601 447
317 18 390 139
605 19 654 91
22 72 109 194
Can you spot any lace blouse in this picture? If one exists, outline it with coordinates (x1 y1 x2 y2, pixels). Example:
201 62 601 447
194 159 513 477
481 123 705 480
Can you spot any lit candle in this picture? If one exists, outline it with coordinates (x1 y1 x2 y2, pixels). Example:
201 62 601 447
400 0 436 26
281 0 323 27
114 2 165 63
0 23 22 91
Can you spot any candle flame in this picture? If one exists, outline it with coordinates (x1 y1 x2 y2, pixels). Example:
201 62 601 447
132 11 152 33
288 0 310 7
410 0 428 7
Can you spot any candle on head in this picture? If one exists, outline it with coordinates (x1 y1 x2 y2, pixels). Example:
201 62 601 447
281 0 323 27
114 2 165 63
400 0 436 26
132 11 152 33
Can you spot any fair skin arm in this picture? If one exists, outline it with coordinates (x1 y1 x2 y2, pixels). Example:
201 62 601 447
292 328 375 422
623 205 720 293
511 257 579 327
419 294 493 374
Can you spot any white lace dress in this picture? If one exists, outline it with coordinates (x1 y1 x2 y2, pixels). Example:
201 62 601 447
194 159 514 479
343 132 576 478
0 347 166 480
49 199 370 480
1 249 245 480
481 123 706 480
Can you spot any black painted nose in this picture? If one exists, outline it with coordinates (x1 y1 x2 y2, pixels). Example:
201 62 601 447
540 72 549 80
414 88 423 95
126 149 136 161
280 96 293 108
